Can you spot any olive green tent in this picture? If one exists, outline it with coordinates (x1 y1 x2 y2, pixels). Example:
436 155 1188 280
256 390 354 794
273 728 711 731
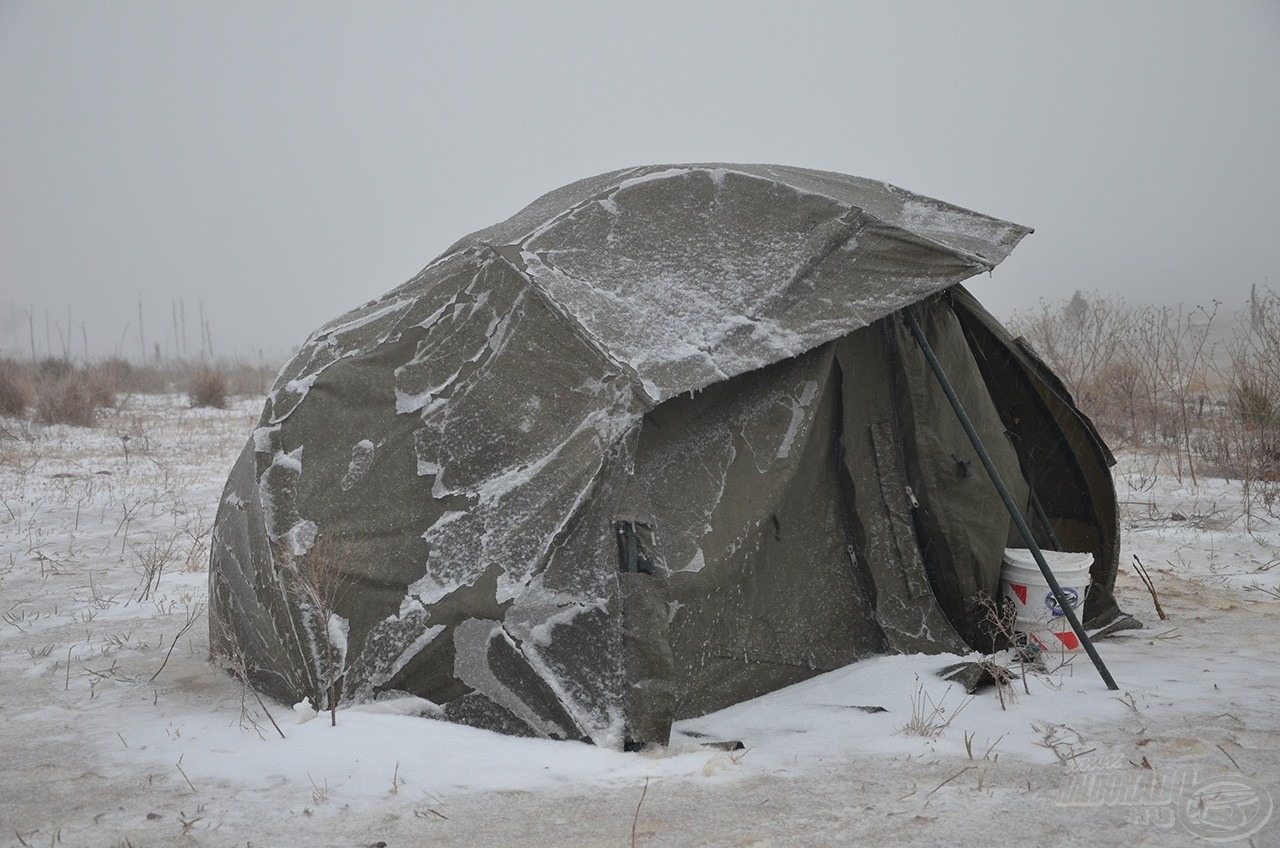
209 164 1133 749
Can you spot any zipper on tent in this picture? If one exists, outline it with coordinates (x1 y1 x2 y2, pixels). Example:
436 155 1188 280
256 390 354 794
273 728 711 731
616 521 655 575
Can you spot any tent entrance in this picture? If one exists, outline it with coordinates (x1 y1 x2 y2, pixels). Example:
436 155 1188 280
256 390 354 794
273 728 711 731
623 297 1036 743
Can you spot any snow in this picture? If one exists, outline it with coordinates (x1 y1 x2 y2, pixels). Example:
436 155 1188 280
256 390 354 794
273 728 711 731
1 395 1277 846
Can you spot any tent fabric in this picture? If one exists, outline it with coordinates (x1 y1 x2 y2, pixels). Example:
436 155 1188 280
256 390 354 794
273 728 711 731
209 164 1126 749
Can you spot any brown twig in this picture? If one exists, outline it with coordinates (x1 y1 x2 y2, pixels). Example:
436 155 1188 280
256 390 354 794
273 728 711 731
1131 555 1168 620
149 602 204 682
928 765 976 796
252 688 287 740
175 754 197 793
631 776 649 848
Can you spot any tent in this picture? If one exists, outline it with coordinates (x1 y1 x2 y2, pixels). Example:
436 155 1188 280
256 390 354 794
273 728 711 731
209 164 1133 749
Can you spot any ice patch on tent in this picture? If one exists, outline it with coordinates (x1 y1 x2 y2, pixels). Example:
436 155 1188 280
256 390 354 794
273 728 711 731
346 606 446 698
777 380 820 461
259 446 304 546
285 519 318 557
340 440 375 491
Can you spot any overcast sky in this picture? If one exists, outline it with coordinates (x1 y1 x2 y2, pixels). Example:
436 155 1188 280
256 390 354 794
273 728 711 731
2 1 1278 363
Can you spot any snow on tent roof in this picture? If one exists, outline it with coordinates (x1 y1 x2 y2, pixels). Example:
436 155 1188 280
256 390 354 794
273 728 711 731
455 163 1031 401
298 164 1033 410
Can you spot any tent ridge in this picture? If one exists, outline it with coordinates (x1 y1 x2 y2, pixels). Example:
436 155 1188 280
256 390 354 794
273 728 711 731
540 163 1027 273
510 165 657 251
483 243 656 409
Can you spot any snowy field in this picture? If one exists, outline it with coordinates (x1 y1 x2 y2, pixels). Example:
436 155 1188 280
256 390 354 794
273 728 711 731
1 396 1276 847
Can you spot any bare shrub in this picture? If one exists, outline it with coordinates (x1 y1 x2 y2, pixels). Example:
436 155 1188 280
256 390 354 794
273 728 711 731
1009 293 1143 444
0 359 34 416
37 357 73 381
94 357 135 395
188 368 229 409
1010 293 1136 411
221 361 275 397
34 371 105 427
1009 293 1216 482
1132 302 1217 484
974 592 1027 706
282 535 355 726
1197 288 1280 520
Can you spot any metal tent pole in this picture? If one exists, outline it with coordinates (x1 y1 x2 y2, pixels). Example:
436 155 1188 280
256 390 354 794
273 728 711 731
903 309 1119 691
1027 487 1064 552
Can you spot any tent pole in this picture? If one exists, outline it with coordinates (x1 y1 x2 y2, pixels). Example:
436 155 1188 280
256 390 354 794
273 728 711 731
903 309 1119 691
1008 435 1064 551
1027 487 1064 551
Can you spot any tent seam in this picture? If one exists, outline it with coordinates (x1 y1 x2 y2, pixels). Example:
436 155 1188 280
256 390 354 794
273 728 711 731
482 244 656 408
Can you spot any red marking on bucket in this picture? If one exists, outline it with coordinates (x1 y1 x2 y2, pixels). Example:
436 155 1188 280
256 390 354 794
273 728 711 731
1011 583 1027 604
1054 631 1080 650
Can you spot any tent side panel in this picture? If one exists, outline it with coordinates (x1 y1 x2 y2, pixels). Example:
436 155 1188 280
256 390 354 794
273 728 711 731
208 438 309 706
630 347 884 723
890 299 1030 648
834 324 969 655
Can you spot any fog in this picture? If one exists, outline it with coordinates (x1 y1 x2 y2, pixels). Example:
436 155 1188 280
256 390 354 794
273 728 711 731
2 1 1277 363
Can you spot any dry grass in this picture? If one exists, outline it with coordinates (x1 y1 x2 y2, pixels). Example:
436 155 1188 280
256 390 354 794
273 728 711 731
187 368 229 409
2 358 121 427
0 359 34 415
898 677 971 737
34 370 113 427
0 357 272 430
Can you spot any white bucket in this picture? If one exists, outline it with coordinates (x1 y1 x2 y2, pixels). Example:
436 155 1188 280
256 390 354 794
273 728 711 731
1000 548 1093 651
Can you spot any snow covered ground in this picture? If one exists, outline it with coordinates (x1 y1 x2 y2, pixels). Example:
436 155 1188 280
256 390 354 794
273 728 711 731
1 396 1276 847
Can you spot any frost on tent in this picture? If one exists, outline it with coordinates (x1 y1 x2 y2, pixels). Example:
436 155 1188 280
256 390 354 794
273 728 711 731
209 163 1128 749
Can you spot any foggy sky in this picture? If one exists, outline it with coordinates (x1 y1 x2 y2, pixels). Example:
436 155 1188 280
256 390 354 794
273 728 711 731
2 1 1278 364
